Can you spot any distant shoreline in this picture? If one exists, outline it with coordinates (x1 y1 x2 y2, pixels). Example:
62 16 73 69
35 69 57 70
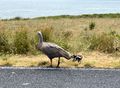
1 13 120 20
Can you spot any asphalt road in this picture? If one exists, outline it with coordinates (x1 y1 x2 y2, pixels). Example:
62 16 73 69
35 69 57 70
0 67 120 88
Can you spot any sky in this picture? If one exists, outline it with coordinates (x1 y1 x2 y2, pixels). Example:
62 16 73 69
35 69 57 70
0 0 120 18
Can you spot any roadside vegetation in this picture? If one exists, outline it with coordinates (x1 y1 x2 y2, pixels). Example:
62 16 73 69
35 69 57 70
0 13 120 68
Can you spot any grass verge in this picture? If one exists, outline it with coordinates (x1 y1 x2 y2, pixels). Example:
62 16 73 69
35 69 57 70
0 51 120 68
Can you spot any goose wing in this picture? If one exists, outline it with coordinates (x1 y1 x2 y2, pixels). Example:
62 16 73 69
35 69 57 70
41 42 72 59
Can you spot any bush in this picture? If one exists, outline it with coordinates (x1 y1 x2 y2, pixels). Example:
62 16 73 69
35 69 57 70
9 17 22 20
98 34 115 53
89 33 115 53
28 34 40 55
89 22 95 30
14 30 30 54
0 32 10 53
89 35 101 50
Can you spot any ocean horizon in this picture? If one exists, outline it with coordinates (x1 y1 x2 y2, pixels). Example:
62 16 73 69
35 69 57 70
0 0 120 19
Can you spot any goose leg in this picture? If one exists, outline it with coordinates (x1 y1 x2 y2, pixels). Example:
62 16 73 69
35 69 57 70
57 57 60 67
50 59 53 67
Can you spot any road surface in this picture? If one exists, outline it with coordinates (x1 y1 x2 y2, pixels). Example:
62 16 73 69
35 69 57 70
0 67 120 88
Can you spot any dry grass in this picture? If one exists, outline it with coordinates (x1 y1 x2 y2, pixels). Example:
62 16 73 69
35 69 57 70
80 51 120 68
0 18 120 54
1 18 120 34
0 51 120 68
0 17 120 68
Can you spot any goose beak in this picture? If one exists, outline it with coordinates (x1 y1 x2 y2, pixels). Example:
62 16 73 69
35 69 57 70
72 55 83 63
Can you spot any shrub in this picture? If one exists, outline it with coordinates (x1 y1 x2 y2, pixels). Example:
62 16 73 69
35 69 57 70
97 34 115 53
10 17 22 20
14 30 30 54
89 33 115 53
28 34 40 55
89 22 95 30
109 31 116 36
0 32 10 53
89 35 101 50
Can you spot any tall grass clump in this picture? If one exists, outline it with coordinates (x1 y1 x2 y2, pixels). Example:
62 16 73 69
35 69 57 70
0 32 10 54
89 33 115 53
27 32 41 55
89 34 101 50
14 30 30 54
109 31 120 52
41 27 53 42
61 31 72 50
